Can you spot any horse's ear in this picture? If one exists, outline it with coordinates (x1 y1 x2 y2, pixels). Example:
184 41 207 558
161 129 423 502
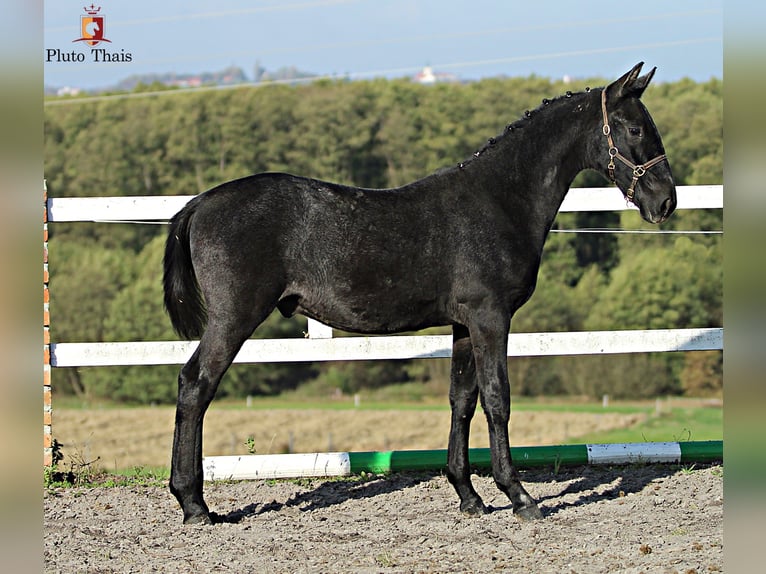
607 62 656 99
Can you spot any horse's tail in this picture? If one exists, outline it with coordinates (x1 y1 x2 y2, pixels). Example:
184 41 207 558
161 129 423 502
163 199 207 339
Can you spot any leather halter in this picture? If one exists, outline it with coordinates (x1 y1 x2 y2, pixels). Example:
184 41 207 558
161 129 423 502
601 89 667 203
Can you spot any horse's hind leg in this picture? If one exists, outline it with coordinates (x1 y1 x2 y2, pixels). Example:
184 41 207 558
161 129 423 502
446 325 486 515
169 310 269 525
471 318 542 521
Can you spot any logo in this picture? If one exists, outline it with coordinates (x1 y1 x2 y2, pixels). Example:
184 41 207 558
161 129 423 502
73 5 111 47
46 3 132 65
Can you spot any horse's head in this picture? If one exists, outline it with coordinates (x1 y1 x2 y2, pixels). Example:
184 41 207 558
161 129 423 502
599 62 676 224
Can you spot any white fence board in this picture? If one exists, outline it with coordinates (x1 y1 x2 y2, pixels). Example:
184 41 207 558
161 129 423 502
559 185 722 212
47 195 192 222
46 185 722 222
49 328 722 367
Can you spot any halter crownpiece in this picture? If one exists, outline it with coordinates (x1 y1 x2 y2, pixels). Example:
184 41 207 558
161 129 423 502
600 89 667 203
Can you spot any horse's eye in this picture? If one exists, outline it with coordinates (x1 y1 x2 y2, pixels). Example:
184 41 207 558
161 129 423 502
629 127 642 137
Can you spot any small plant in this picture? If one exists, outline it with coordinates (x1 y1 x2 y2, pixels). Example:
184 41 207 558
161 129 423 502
43 440 102 488
67 449 101 486
680 464 697 475
288 477 314 488
673 428 693 442
51 438 64 466
44 439 75 488
374 551 395 567
245 435 257 455
552 454 562 476
44 464 73 488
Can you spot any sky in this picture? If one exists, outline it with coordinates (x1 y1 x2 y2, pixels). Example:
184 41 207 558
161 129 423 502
43 0 723 91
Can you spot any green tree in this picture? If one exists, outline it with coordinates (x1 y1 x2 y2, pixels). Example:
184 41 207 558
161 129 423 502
586 236 721 331
80 235 178 403
571 236 721 399
644 78 722 186
49 240 137 397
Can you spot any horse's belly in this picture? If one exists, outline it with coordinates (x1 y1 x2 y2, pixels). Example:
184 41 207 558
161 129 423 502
291 285 447 335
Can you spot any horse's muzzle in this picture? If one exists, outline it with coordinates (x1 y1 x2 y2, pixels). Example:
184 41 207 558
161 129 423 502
656 195 676 223
640 188 676 224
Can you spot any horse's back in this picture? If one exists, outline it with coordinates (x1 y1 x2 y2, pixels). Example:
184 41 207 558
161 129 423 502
186 172 462 333
190 171 452 248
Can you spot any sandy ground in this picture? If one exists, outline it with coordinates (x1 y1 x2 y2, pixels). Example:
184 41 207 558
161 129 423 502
46 406 723 572
44 408 723 574
52 406 646 470
44 463 723 573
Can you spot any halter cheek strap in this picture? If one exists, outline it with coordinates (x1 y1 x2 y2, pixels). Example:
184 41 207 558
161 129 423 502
601 89 667 203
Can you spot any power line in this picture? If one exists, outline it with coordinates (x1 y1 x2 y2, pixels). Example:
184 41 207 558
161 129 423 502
551 229 722 235
44 0 359 31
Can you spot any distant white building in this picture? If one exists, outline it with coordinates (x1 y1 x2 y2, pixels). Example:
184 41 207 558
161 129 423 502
413 66 458 84
56 86 81 96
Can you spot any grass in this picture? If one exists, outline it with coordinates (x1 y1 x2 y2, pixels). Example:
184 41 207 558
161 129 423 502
209 392 661 414
45 463 170 489
210 393 720 443
562 403 722 444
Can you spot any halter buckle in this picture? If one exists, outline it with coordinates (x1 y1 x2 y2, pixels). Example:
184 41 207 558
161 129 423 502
626 178 638 203
633 165 646 177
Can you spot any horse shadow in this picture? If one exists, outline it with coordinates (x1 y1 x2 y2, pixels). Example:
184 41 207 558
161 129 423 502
514 463 685 518
210 471 439 524
210 462 698 524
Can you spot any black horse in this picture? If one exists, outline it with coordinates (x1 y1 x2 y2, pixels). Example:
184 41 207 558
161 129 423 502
163 63 676 525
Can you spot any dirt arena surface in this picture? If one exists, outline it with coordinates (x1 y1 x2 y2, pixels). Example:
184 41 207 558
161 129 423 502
45 463 722 573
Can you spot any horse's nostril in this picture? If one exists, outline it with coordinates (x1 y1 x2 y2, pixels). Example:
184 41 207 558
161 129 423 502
661 197 675 220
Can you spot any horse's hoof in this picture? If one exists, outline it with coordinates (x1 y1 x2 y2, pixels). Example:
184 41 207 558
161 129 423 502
514 503 543 521
183 512 213 526
460 500 489 517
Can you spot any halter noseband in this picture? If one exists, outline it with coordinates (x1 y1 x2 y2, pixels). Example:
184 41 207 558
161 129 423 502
601 89 667 203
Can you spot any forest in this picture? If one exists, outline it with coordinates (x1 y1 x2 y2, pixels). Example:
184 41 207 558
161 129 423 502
43 74 723 404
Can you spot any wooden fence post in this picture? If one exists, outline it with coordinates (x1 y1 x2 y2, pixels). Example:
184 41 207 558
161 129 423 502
44 180 52 467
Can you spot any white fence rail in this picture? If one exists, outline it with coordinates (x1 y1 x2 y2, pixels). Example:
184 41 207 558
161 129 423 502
47 185 722 222
50 328 723 367
46 185 723 368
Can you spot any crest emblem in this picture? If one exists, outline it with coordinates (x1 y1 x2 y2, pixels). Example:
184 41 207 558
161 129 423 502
73 4 111 47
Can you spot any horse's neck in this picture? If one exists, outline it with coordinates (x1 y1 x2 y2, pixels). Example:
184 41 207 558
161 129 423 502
486 93 598 224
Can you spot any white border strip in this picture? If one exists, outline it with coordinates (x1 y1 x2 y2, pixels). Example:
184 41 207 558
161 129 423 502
586 442 682 464
203 452 351 481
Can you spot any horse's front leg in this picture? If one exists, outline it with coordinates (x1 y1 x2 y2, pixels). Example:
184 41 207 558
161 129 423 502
472 322 542 521
446 325 486 515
